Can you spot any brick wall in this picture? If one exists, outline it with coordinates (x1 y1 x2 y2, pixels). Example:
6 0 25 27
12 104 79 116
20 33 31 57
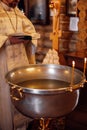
35 23 53 63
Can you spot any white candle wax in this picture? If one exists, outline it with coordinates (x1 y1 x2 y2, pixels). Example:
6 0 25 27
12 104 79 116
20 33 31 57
71 61 75 86
84 57 87 74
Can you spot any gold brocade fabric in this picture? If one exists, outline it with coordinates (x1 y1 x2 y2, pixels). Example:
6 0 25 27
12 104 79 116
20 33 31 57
0 3 37 48
42 49 60 64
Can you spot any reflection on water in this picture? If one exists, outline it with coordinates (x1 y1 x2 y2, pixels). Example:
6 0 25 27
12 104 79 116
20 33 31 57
18 79 70 89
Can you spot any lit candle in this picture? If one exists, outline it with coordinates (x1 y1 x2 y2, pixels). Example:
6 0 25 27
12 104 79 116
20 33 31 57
84 57 87 75
71 61 75 86
72 60 75 68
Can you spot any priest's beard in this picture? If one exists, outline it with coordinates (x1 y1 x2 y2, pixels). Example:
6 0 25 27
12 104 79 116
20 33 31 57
9 0 19 8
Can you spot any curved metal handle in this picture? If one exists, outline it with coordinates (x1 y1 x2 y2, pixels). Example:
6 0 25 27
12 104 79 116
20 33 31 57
66 79 86 92
10 85 24 101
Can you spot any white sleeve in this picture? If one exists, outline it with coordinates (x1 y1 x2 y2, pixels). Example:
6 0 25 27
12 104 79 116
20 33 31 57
0 34 8 48
22 16 38 46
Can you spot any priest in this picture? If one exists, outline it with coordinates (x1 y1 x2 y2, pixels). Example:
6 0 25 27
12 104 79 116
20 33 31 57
0 0 38 129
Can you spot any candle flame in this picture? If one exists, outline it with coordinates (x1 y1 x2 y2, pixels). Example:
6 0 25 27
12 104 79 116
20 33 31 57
84 57 87 63
72 61 75 67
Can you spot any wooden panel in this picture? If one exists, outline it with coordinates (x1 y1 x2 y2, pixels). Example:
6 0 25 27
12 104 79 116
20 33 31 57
66 56 84 69
76 0 87 51
60 14 70 22
59 22 69 31
61 31 78 40
65 51 87 70
60 5 66 14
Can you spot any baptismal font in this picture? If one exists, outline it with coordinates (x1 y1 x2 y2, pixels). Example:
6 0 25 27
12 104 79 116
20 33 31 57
6 61 86 130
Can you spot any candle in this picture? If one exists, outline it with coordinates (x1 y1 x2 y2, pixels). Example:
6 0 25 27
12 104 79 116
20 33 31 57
72 60 75 68
84 57 87 75
71 61 75 86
